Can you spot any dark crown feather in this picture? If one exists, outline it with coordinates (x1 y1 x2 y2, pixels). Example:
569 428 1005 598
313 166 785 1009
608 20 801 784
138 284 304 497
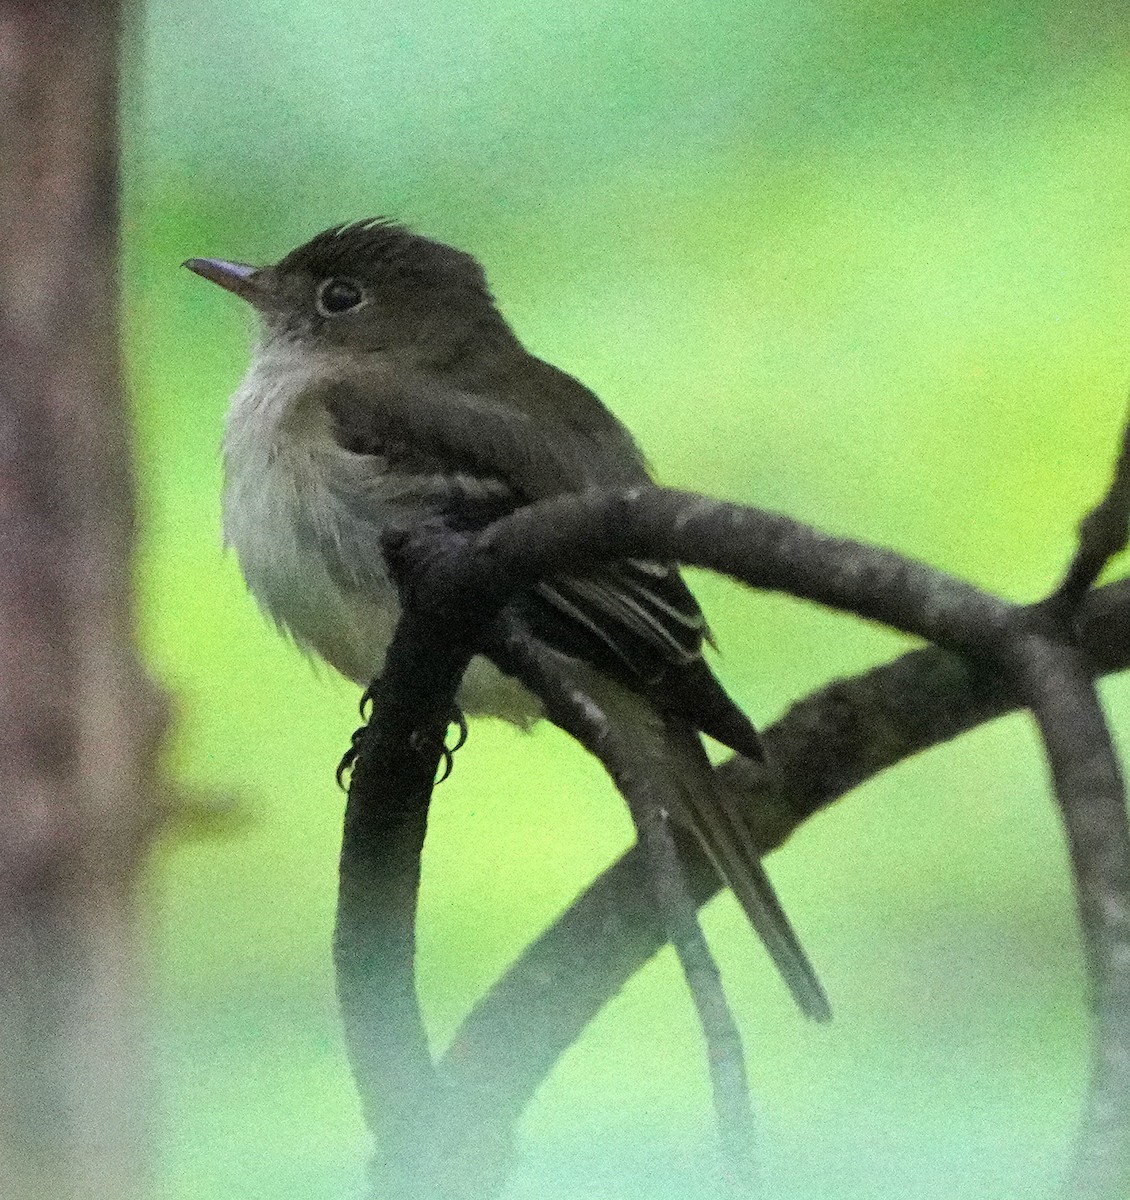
277 218 488 292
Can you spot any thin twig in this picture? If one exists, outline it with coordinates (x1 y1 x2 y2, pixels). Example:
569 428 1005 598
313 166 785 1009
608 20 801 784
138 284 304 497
1054 402 1130 606
1007 634 1130 1199
496 622 761 1196
1024 416 1130 1197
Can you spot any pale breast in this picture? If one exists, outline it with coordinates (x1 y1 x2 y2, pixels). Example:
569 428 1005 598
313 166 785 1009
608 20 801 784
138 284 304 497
221 344 397 683
220 339 540 727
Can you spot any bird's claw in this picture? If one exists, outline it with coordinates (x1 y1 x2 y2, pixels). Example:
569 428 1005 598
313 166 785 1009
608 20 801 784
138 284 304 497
448 707 468 754
358 681 379 721
337 705 468 790
410 729 456 784
336 726 366 790
408 707 468 784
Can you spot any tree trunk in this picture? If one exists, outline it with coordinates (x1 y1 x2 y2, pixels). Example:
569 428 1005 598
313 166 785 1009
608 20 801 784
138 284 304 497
0 3 164 1198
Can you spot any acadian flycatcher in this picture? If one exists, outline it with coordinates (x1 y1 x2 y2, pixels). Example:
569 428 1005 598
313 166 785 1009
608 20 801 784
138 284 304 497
185 219 828 1020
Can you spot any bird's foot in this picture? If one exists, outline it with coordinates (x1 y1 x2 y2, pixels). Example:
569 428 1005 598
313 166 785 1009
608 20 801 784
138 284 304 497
337 705 469 790
409 706 469 784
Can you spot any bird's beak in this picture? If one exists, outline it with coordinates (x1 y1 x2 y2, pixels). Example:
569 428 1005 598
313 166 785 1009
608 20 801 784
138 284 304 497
182 257 265 305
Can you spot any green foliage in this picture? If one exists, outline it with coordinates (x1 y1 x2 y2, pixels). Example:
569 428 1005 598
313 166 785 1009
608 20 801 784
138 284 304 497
127 3 1130 1195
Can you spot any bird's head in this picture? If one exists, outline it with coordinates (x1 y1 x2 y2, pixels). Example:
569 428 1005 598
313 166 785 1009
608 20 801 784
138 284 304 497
184 218 506 365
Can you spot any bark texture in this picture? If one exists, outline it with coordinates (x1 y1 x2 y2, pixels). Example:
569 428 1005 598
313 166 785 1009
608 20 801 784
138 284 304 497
0 4 164 1198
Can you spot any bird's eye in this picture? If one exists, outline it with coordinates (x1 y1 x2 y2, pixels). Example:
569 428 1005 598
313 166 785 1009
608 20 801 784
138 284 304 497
316 277 365 316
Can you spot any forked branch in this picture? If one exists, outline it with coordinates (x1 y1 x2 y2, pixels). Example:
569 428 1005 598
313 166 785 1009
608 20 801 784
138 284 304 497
338 419 1130 1199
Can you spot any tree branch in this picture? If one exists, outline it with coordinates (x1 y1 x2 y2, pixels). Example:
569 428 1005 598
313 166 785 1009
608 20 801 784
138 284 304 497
496 621 761 1197
1011 634 1130 1197
437 580 1130 1187
474 487 1015 654
334 525 518 1199
333 613 454 1196
1053 401 1130 606
1016 417 1130 1197
340 473 1130 1198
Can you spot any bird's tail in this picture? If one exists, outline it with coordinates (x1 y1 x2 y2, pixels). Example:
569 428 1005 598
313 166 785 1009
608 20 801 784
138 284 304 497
663 720 831 1021
563 663 830 1020
608 690 830 1021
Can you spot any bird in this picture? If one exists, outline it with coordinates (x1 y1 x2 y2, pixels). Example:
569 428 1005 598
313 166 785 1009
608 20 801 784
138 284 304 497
184 218 829 1021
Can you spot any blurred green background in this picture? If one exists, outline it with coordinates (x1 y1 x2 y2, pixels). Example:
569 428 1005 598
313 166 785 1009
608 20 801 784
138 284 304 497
123 2 1130 1197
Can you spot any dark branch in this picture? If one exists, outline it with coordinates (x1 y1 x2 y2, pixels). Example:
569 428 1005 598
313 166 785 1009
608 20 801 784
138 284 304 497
340 495 1014 1195
1008 634 1130 1198
475 487 1014 654
1024 415 1130 1197
1054 402 1130 606
496 622 761 1196
334 522 514 1199
339 478 1130 1198
441 580 1130 1161
333 613 456 1195
340 492 1015 1186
